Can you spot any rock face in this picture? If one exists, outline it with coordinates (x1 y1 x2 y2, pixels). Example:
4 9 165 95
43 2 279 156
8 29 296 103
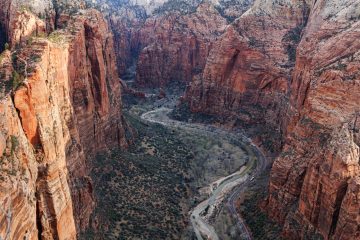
0 3 128 239
185 0 309 152
93 0 254 86
185 0 360 239
265 0 360 239
135 2 228 87
0 0 54 49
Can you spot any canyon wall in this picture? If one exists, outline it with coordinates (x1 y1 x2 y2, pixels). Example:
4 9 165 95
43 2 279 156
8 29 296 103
0 2 128 239
185 0 309 152
93 0 253 86
135 2 228 87
266 0 360 239
185 0 360 239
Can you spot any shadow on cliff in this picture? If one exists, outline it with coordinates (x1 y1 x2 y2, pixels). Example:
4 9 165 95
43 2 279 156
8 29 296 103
0 24 7 52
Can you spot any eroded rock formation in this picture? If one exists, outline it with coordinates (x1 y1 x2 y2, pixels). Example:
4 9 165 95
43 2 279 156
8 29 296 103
266 0 360 239
92 0 254 86
0 2 128 239
185 0 309 152
184 0 359 239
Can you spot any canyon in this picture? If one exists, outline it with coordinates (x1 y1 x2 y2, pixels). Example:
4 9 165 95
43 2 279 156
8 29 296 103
184 0 360 239
0 0 359 240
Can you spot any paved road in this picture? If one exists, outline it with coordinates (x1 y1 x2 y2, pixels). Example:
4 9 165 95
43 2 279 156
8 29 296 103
141 107 267 240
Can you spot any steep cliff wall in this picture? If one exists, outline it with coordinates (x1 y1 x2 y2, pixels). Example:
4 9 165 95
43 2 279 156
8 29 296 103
93 0 254 86
185 0 309 152
135 2 228 87
184 0 359 239
0 0 54 48
266 0 360 239
0 5 127 240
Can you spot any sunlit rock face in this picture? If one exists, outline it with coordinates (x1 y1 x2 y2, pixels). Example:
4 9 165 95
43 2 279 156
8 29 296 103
0 2 129 239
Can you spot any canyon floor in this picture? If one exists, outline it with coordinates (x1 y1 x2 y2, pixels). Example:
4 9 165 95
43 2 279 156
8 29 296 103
81 82 282 240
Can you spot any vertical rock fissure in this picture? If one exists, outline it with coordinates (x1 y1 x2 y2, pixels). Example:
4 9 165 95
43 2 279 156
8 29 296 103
329 182 348 238
36 193 43 240
312 182 322 226
0 24 7 52
36 167 61 240
51 0 59 30
223 49 239 82
84 24 103 110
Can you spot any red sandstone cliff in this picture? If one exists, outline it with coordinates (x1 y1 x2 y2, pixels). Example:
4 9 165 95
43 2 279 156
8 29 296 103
0 3 128 239
134 2 228 86
185 0 359 239
185 0 309 152
96 0 254 86
266 0 360 239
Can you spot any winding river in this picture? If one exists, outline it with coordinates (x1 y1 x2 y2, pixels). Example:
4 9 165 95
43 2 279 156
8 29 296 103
141 107 267 240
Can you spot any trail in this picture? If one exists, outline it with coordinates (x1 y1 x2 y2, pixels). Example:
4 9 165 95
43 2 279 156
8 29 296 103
141 107 267 240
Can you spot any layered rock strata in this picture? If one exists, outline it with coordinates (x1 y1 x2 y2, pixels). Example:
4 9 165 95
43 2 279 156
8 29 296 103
266 0 360 239
93 0 254 86
0 3 128 239
185 0 310 152
185 0 360 239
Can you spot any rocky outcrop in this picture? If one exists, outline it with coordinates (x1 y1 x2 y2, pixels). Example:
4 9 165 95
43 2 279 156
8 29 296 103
266 0 360 239
135 2 228 87
0 5 128 240
0 0 54 49
95 0 254 86
183 0 359 239
185 0 309 152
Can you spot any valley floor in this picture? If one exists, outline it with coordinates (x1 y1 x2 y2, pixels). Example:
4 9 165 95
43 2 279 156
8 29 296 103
81 85 282 240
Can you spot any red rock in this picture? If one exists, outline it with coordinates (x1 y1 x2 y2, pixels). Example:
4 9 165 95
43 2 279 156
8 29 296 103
184 0 360 239
0 7 129 240
266 1 360 239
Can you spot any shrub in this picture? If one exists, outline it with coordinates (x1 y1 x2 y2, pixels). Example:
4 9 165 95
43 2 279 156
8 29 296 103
10 71 25 90
10 135 19 154
48 31 66 44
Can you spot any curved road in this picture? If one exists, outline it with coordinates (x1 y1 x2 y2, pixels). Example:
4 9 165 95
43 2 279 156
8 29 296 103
141 107 267 240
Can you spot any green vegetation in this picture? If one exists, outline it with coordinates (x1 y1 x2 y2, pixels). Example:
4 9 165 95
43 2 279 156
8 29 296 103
10 135 19 155
0 135 21 179
153 0 201 15
286 44 297 62
83 104 248 239
282 23 306 63
48 31 66 44
335 62 347 71
8 70 25 91
240 172 283 240
83 114 193 239
248 37 258 47
170 101 222 124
